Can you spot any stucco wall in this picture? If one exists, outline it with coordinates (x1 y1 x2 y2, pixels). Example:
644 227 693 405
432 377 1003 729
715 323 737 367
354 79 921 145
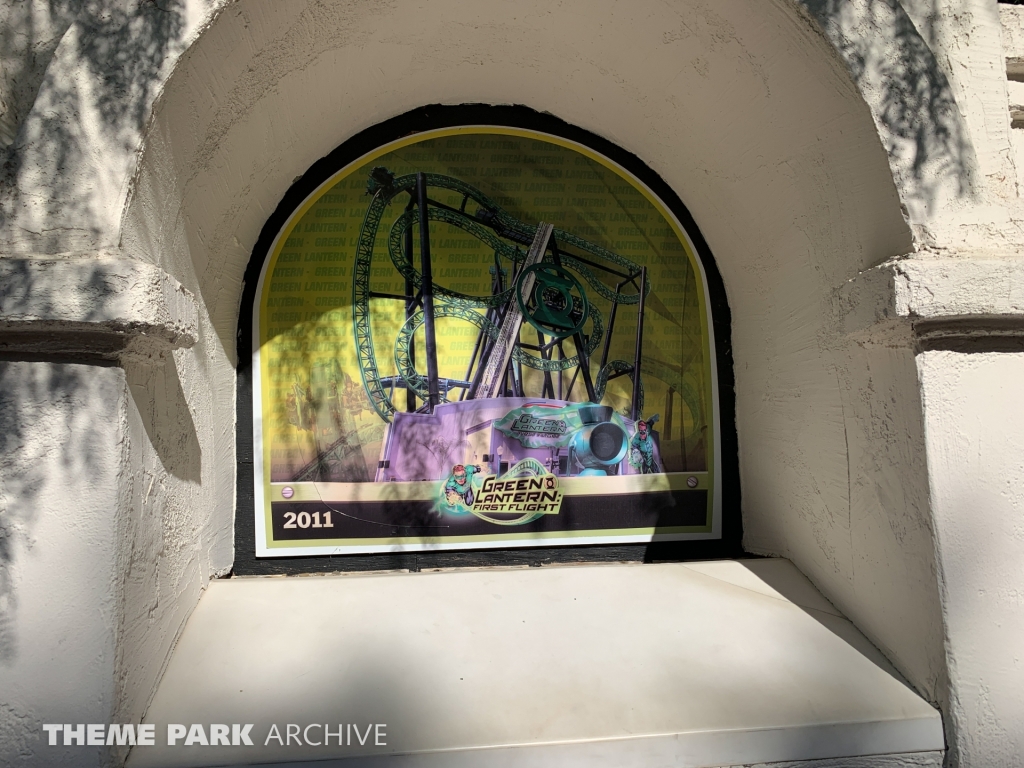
0 353 228 768
0 0 216 255
919 348 1024 767
0 6 234 766
121 0 947 720
3 1 1024 766
0 362 124 767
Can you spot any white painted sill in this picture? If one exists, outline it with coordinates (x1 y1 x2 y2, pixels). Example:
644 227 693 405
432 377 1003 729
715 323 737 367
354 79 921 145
129 559 943 768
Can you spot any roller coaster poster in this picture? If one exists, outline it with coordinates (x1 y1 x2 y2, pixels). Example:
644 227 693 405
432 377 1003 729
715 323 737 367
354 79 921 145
252 127 722 556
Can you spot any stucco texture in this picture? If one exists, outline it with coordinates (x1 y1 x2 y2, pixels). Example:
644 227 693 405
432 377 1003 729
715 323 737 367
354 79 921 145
0 362 124 766
121 0 953 750
2 1 1024 766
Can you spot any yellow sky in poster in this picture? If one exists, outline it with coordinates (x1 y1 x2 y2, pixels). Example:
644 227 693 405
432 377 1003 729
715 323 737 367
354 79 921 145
257 128 714 486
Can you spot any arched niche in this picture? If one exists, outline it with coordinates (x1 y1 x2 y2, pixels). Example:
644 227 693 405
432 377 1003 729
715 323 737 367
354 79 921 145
121 0 943 702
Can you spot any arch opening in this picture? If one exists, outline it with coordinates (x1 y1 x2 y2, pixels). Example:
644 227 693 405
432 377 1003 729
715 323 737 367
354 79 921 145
120 0 944 704
234 107 738 567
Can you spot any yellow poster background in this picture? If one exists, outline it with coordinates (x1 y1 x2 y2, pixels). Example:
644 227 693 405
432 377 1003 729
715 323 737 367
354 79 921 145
257 128 714 495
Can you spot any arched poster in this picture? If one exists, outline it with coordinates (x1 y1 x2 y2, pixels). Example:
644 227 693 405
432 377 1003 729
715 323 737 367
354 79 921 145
252 126 721 556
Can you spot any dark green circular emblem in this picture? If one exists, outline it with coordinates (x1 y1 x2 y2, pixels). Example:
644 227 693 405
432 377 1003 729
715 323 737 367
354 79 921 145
515 263 590 340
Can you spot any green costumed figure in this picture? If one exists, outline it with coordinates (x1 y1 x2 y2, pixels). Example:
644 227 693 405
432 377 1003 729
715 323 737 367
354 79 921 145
629 418 660 475
443 463 481 509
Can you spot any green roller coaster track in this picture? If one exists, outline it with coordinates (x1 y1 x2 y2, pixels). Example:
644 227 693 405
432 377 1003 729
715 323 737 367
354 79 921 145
351 167 704 433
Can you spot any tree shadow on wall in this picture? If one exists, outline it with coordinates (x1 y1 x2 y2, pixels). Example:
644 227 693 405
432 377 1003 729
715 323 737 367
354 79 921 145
0 0 187 252
0 259 201 669
0 359 121 665
799 0 975 219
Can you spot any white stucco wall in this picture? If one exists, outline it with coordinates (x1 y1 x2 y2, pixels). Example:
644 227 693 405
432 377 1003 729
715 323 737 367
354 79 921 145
121 0 949 724
2 1 1024 766
0 362 124 767
0 0 217 254
1 5 237 760
919 348 1024 767
900 0 1016 206
0 354 230 768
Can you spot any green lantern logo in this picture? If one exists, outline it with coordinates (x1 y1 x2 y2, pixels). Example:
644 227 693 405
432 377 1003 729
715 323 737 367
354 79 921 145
515 263 590 340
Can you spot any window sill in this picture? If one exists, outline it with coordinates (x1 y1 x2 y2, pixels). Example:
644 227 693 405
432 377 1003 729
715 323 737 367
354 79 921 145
129 559 943 768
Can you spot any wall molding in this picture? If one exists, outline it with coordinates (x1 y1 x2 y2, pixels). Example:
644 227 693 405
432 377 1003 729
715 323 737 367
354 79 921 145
839 257 1024 349
0 253 198 360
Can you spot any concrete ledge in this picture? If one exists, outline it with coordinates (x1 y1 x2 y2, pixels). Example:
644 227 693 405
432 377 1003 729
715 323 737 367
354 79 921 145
839 258 1024 346
1002 5 1024 78
251 747 945 768
0 254 198 359
1007 80 1024 125
129 560 943 768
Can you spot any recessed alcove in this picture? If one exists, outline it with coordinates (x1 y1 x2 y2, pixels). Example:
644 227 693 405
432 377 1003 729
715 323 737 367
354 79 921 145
118 1 947 764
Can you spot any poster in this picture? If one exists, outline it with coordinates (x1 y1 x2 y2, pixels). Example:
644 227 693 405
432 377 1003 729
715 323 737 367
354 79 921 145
252 127 720 556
